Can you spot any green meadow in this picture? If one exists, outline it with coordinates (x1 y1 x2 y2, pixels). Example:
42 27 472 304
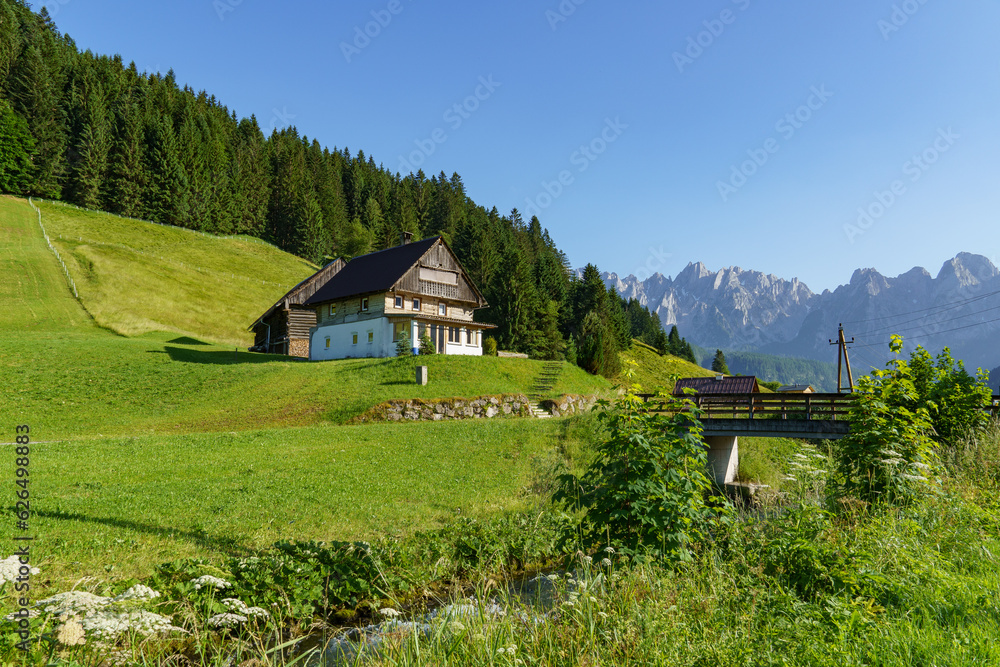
0 195 606 593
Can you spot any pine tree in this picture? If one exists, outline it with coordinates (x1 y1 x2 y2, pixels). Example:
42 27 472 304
0 100 35 193
712 349 729 375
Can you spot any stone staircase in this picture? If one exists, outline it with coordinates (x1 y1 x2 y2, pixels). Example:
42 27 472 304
528 361 564 419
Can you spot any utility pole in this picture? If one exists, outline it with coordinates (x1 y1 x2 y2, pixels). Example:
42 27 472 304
829 324 855 393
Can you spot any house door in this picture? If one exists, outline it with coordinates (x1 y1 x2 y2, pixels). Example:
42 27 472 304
437 325 446 353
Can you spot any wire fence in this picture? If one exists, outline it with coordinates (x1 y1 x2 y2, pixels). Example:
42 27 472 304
28 197 79 300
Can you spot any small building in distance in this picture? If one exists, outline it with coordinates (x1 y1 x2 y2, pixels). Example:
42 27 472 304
778 384 816 393
304 236 493 360
248 258 347 357
673 375 760 395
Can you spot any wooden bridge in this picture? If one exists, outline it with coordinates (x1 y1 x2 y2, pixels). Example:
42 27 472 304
637 392 1000 486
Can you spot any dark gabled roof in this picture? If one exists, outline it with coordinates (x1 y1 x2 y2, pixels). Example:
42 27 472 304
305 236 444 305
673 376 760 395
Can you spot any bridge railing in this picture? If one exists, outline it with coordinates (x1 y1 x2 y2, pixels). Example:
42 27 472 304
637 392 854 421
638 393 1000 421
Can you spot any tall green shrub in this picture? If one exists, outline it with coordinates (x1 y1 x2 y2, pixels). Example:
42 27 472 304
834 336 939 506
555 365 730 560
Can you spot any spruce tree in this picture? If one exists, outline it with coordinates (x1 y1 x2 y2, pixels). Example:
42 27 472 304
0 100 34 193
712 349 729 375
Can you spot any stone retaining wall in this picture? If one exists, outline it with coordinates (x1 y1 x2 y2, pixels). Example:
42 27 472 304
539 394 597 417
354 394 533 423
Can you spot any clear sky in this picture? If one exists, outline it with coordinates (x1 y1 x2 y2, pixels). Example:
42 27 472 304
41 0 1000 293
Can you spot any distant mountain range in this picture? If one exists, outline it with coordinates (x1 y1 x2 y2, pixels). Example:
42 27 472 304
601 252 1000 377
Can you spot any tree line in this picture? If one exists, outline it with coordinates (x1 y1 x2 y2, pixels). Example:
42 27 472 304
0 1 696 377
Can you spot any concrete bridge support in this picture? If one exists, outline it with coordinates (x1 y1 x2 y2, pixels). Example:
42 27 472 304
705 436 739 486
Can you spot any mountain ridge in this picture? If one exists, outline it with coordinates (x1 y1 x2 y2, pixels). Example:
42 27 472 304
599 252 1000 373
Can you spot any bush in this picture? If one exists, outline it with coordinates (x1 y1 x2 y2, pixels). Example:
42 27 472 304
418 333 436 355
908 346 992 445
483 336 498 356
833 336 939 506
554 365 730 560
395 332 412 357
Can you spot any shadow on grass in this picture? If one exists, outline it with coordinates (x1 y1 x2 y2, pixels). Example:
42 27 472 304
159 346 304 365
36 508 253 556
167 336 210 346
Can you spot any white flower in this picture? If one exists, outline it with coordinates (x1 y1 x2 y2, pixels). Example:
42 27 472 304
0 556 40 585
221 598 269 619
208 613 247 628
56 617 86 646
583 556 593 564
604 547 615 554
589 596 598 603
379 607 401 618
598 611 608 619
601 558 612 567
114 585 161 602
190 575 231 591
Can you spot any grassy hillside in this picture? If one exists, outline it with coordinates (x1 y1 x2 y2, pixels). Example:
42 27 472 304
619 340 717 393
35 198 318 346
0 197 608 439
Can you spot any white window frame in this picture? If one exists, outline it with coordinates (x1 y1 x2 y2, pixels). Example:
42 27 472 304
361 297 369 312
438 302 447 316
394 295 403 309
352 332 358 345
412 298 421 311
329 304 336 316
367 330 374 344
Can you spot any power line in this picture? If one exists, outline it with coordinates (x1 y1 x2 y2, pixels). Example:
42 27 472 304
851 313 1000 350
841 286 1000 327
859 302 1000 338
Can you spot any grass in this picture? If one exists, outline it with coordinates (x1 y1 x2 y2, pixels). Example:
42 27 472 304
0 196 608 439
33 198 319 346
619 340 716 394
26 418 594 592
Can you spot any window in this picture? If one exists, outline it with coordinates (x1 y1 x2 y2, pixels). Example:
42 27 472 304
367 330 374 344
393 322 408 342
394 295 403 309
352 332 358 345
438 302 447 316
325 336 331 349
361 298 369 312
329 304 336 316
466 329 473 345
412 298 420 311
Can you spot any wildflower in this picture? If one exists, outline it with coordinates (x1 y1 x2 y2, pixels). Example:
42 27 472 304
379 607 401 618
114 585 161 602
0 556 40 584
901 474 929 482
190 575 231 591
583 555 593 564
589 596 598 603
563 601 575 608
448 620 466 633
222 598 269 619
56 617 86 646
604 546 615 554
208 613 247 628
546 574 559 582
601 558 612 567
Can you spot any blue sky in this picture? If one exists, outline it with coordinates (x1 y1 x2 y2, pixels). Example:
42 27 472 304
42 0 1000 292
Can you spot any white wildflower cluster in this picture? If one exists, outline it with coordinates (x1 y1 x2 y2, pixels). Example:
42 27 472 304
221 598 269 619
379 607 401 618
28 588 185 644
496 644 518 655
0 555 40 584
190 575 232 591
208 613 248 629
786 446 829 484
113 585 161 602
